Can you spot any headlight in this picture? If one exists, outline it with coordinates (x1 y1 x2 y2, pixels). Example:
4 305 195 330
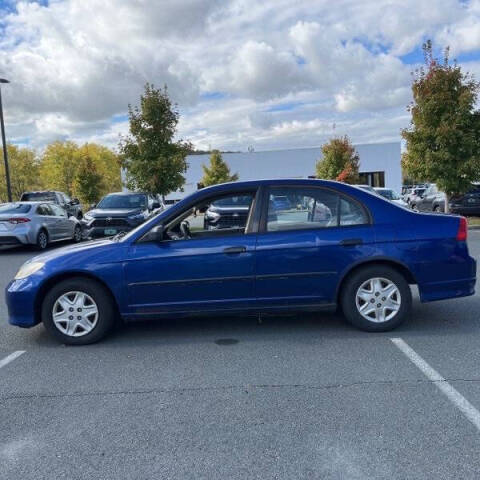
83 213 93 221
14 261 45 280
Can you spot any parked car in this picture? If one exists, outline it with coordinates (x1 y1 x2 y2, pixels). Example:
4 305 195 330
355 184 378 195
6 179 476 345
271 195 292 210
20 191 83 219
374 188 408 207
204 195 252 230
404 186 426 205
81 192 152 238
411 183 445 212
0 202 82 249
449 184 480 216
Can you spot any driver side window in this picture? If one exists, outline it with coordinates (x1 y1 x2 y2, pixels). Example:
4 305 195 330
163 192 255 241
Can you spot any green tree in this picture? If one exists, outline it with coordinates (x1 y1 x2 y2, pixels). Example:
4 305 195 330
72 147 106 205
40 141 79 196
201 150 239 186
119 83 191 199
76 143 122 197
0 144 42 202
402 40 480 212
316 135 359 184
39 141 121 202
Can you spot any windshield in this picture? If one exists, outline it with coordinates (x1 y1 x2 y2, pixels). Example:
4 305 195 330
0 203 32 214
21 192 55 201
97 194 147 209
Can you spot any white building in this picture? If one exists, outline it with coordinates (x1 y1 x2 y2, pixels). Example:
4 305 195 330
163 142 401 202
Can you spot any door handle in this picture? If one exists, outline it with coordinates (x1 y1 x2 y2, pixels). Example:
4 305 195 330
340 238 363 247
223 246 247 254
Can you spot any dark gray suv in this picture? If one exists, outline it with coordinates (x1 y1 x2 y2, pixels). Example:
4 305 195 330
20 191 83 219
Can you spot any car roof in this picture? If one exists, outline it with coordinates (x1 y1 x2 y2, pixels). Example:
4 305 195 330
4 201 47 205
22 190 60 194
104 191 148 196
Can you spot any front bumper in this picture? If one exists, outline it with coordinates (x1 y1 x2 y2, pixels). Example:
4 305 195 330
81 219 144 238
6 277 41 328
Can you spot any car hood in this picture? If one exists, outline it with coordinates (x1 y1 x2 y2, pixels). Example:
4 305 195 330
28 238 117 264
86 208 144 218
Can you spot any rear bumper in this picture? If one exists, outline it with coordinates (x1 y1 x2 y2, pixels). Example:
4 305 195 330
0 235 24 246
419 256 476 302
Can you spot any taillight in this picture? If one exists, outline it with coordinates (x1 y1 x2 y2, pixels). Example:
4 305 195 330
8 218 30 224
456 217 467 241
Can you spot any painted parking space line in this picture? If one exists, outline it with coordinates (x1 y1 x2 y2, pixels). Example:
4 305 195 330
0 350 25 370
391 337 480 432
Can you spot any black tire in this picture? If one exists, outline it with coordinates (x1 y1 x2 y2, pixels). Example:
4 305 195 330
41 277 116 345
77 211 83 220
73 225 82 243
36 229 49 250
340 265 412 332
433 205 441 213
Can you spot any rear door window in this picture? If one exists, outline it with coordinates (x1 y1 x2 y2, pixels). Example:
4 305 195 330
266 187 369 232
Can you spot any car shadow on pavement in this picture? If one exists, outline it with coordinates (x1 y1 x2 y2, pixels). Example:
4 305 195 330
98 293 480 348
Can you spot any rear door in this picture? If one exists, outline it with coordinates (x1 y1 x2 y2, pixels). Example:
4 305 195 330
37 204 60 240
419 185 437 211
255 185 374 307
49 204 72 239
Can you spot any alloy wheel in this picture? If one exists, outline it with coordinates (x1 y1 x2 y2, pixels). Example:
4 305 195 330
52 291 99 337
355 277 401 323
38 231 48 249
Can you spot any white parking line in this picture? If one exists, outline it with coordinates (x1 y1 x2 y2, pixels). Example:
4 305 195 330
0 350 25 369
391 337 480 432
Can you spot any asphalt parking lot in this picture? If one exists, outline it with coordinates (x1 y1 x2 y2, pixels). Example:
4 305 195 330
1 233 479 479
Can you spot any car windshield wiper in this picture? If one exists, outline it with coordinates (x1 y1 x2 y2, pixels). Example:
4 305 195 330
112 231 127 241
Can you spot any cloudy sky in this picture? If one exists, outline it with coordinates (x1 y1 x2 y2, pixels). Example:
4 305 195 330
0 0 479 152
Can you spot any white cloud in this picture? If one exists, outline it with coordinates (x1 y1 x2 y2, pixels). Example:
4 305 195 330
0 0 478 151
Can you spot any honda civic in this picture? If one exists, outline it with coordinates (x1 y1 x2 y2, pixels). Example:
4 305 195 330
6 179 476 344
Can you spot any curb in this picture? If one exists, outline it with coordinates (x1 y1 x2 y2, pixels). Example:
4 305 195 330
468 225 480 230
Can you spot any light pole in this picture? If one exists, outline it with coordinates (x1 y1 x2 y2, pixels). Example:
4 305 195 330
0 78 11 202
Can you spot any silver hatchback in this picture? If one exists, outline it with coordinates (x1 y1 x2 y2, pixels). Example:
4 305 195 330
0 202 82 249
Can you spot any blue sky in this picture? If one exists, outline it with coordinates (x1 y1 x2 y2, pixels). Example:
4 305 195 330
0 0 479 151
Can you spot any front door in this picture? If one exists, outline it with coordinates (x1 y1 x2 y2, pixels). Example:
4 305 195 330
255 185 375 307
124 190 259 315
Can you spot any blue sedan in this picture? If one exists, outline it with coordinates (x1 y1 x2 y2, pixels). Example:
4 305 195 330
6 179 476 345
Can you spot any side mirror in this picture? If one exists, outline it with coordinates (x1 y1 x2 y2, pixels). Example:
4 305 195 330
141 224 164 243
72 198 80 205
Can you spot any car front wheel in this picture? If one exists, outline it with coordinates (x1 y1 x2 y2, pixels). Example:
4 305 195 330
341 265 412 332
41 278 116 345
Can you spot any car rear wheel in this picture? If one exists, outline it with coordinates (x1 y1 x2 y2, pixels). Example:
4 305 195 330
73 225 82 242
341 265 412 332
36 229 48 250
41 278 116 345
